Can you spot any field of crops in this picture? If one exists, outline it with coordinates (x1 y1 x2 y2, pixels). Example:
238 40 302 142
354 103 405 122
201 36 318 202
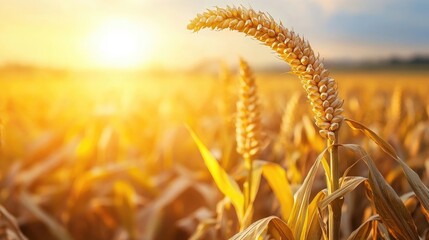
0 66 429 239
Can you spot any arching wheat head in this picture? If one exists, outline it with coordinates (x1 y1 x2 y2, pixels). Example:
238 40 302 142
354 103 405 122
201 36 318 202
236 59 261 164
188 6 344 141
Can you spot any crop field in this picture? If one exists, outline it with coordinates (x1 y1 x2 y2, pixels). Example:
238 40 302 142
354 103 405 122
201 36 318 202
1 3 429 240
1 67 429 239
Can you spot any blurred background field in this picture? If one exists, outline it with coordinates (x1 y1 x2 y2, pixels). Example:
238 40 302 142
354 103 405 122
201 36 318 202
1 65 429 239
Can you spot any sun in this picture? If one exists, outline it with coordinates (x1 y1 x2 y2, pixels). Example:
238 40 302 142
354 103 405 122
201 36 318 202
88 19 153 69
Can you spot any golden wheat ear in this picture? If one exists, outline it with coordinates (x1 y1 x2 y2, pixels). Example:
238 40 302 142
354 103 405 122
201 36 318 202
279 93 301 143
188 6 344 141
236 58 261 164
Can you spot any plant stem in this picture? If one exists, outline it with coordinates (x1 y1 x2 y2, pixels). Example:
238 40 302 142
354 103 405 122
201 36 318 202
239 156 253 231
327 133 341 240
245 156 253 212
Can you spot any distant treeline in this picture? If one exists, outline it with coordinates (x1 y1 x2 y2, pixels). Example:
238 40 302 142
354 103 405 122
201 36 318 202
388 56 429 65
2 55 429 75
314 55 429 72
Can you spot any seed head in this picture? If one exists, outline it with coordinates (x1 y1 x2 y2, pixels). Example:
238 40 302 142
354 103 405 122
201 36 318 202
188 6 344 141
236 59 261 163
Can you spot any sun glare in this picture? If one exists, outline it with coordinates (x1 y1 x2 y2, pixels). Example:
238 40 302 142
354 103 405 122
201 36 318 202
88 19 153 69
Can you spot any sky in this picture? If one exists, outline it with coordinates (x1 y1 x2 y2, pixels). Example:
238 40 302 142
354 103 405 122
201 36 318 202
0 0 428 70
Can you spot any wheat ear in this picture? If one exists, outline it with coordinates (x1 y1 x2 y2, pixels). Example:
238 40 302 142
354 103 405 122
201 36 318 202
188 6 343 141
236 58 261 164
279 93 301 142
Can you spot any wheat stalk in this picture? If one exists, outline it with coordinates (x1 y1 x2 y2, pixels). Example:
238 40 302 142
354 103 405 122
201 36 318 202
188 6 344 141
189 6 344 239
236 59 261 227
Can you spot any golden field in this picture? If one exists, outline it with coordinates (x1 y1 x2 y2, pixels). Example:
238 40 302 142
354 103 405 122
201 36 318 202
1 68 429 239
